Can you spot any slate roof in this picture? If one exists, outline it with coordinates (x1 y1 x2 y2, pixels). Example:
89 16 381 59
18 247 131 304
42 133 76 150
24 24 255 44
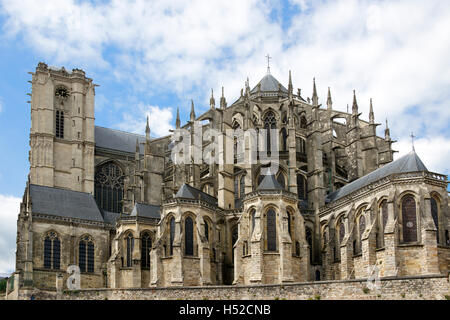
250 74 288 94
29 184 104 222
326 151 428 203
257 174 284 191
95 126 146 154
175 184 218 206
101 210 121 224
130 203 161 219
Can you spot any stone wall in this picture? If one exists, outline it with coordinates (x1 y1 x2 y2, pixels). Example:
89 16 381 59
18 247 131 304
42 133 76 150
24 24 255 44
12 274 450 300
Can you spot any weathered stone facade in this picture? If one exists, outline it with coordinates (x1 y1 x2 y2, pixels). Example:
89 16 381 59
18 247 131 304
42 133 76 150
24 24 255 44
8 63 450 299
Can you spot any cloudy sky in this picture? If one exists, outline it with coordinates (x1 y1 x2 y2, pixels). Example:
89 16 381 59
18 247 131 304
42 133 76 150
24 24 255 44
0 0 449 273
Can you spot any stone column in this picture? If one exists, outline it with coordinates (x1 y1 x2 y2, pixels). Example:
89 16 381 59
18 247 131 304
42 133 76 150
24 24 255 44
171 215 184 286
250 204 263 283
339 215 354 279
361 206 377 277
383 197 399 277
279 202 293 283
420 195 439 274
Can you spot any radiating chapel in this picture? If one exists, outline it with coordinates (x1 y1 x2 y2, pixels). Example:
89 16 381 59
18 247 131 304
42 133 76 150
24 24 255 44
12 62 450 290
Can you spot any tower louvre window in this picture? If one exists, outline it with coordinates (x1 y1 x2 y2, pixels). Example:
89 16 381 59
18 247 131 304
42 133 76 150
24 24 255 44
263 111 276 152
55 110 64 138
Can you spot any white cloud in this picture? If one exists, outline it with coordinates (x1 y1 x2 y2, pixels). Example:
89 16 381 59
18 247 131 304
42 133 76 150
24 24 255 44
1 0 449 169
116 104 173 137
0 194 20 274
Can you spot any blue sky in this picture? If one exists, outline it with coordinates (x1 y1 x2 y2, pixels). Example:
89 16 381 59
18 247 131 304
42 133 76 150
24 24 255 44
0 0 449 273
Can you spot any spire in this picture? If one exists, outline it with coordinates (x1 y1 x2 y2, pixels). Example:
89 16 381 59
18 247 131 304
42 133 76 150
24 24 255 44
352 90 358 114
266 54 271 74
369 98 374 124
312 78 318 106
190 100 196 122
385 118 391 140
288 70 293 94
176 106 180 129
327 87 332 110
135 138 140 154
210 89 215 109
145 115 150 140
220 86 227 109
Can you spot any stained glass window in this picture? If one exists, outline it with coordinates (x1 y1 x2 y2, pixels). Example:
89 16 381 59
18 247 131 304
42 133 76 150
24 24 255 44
402 195 417 243
169 217 175 256
94 162 124 213
264 111 276 152
44 232 60 270
185 217 194 255
141 232 151 268
267 209 277 251
126 233 134 267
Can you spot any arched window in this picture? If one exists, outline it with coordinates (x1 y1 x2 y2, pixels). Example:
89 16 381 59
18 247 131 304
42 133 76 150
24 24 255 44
55 110 64 138
295 241 301 256
267 209 277 251
44 232 60 270
185 217 194 255
141 232 151 268
232 226 238 264
126 233 134 267
315 270 321 281
79 235 94 273
297 174 307 200
240 175 245 198
300 116 307 129
402 195 417 243
277 172 285 189
169 217 175 256
263 111 277 152
94 161 124 213
431 197 439 243
204 220 209 242
250 210 256 234
358 214 365 254
339 221 345 243
306 227 313 264
287 212 292 238
280 128 288 151
381 200 388 229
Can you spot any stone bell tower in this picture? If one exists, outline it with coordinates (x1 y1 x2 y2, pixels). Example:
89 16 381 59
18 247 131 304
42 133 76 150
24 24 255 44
28 62 96 193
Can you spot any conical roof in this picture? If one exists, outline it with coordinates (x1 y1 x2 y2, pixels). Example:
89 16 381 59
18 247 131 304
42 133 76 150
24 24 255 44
257 174 284 191
326 151 428 203
250 74 288 94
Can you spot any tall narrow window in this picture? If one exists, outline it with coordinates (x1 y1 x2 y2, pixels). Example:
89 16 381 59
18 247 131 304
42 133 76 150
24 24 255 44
339 221 345 243
79 235 94 273
141 232 151 268
263 111 276 152
44 232 60 270
126 233 134 267
234 176 239 199
250 210 256 235
185 217 194 255
280 128 288 151
231 226 238 264
381 200 388 229
431 197 439 243
55 110 64 138
297 174 307 200
358 215 365 254
94 162 124 213
240 175 245 198
306 227 313 264
402 195 417 243
267 209 277 251
169 217 175 256
287 212 292 238
204 221 209 242
300 116 307 129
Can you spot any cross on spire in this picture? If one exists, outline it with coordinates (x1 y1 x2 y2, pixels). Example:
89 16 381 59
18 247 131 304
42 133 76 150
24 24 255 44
410 132 416 151
266 54 271 74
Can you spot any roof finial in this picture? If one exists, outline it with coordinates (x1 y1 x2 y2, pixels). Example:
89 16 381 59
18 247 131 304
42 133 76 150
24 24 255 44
385 118 390 140
312 78 318 106
288 70 293 94
145 115 150 139
210 89 215 109
190 99 196 122
352 90 358 114
220 86 227 109
327 87 332 110
369 98 374 124
266 54 271 74
176 106 180 129
410 132 416 152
